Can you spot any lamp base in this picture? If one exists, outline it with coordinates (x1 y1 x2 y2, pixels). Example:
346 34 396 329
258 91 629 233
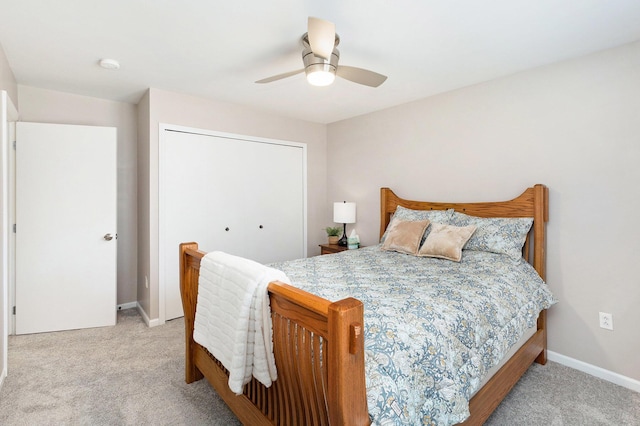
338 223 348 246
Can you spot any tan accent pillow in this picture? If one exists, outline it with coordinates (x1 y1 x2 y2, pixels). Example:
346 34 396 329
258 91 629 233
417 223 477 262
381 218 430 255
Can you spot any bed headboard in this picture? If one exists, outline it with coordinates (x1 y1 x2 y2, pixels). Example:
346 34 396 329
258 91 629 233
380 184 549 280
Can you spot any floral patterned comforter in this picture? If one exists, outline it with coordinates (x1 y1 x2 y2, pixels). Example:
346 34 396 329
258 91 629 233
269 245 557 425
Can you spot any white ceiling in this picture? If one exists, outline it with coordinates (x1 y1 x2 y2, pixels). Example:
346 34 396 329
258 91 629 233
1 1 639 124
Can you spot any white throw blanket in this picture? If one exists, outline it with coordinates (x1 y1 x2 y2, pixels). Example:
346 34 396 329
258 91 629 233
193 251 289 394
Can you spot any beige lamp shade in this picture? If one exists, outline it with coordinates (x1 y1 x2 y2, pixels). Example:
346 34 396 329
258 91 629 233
334 202 356 224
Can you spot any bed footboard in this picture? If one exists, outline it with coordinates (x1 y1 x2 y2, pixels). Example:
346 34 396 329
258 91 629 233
179 242 370 426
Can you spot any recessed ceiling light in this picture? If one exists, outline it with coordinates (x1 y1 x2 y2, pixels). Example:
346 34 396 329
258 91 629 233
99 58 120 70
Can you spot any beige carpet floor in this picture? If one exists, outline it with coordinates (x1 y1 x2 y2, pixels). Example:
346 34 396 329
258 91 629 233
0 309 239 425
0 308 638 425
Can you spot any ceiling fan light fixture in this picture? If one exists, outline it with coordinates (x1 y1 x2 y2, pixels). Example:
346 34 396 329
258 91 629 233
305 65 336 86
302 38 339 87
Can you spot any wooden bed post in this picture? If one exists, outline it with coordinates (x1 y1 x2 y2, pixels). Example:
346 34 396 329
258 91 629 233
532 184 549 281
327 297 369 426
179 242 204 383
380 187 397 239
532 184 549 366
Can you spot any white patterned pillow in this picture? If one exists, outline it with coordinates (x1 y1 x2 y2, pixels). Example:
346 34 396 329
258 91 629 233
381 206 454 243
449 212 533 260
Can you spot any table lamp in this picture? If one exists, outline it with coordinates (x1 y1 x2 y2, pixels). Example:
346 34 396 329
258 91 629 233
333 201 356 246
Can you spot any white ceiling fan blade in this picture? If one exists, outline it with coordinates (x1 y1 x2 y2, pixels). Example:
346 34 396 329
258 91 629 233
255 69 304 84
336 66 388 87
307 17 335 60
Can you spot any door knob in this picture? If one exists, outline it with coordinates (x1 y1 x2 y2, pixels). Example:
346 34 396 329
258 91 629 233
103 233 114 241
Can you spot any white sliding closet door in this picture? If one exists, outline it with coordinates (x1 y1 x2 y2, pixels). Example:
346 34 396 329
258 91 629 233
161 127 306 321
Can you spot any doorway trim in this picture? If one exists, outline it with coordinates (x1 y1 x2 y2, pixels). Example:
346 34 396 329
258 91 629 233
1 91 18 387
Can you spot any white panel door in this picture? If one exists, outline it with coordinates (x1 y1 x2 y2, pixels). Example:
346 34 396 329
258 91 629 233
15 122 117 334
161 128 305 320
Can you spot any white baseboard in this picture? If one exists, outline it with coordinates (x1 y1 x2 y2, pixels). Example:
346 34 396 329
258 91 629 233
135 302 162 328
116 302 137 310
547 350 640 393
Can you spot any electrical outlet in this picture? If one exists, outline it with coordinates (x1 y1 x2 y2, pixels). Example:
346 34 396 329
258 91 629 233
599 312 613 330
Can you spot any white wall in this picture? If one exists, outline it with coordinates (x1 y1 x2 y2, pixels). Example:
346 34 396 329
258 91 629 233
17 86 138 305
138 88 327 321
327 41 640 382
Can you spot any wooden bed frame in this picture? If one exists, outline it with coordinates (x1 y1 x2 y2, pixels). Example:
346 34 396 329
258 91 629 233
179 184 549 425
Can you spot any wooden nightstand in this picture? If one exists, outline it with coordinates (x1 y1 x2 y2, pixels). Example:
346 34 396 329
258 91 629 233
319 243 362 255
319 243 347 255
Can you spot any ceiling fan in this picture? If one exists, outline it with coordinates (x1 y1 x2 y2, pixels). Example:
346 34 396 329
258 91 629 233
256 17 387 88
